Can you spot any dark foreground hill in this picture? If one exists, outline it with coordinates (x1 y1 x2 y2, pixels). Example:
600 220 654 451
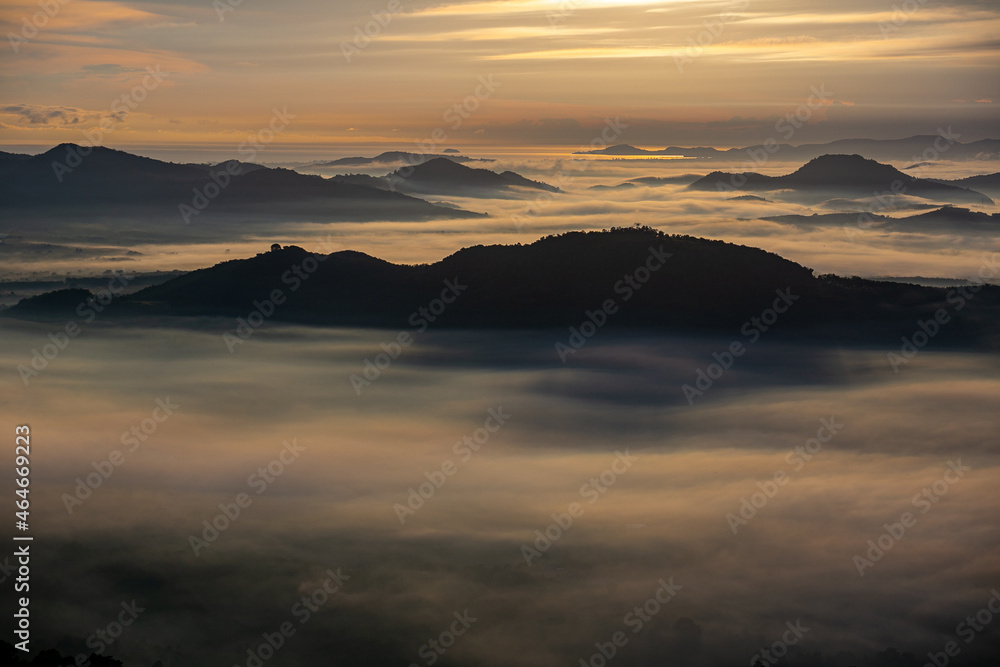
6 227 999 348
0 144 480 222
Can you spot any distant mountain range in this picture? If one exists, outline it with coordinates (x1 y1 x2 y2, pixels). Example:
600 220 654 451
687 154 993 205
930 172 1000 198
386 158 560 197
575 135 1000 162
6 227 999 348
331 157 561 198
308 151 493 168
0 144 482 223
764 206 1000 233
589 174 703 190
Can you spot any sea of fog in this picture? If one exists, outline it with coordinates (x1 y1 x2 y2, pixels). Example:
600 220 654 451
2 155 999 292
2 322 999 666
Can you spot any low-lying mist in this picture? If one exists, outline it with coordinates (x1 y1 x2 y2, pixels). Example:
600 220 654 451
3 322 998 666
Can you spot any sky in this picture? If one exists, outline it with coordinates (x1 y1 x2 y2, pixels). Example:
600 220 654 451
0 0 997 153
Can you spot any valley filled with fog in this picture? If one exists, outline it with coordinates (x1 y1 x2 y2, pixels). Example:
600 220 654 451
3 138 1000 667
3 151 998 300
3 322 999 666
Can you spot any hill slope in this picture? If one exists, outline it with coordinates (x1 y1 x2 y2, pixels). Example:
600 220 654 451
688 154 992 205
0 144 481 222
383 158 560 198
6 227 999 347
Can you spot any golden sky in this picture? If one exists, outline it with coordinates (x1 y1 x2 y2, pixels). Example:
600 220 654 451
0 0 997 150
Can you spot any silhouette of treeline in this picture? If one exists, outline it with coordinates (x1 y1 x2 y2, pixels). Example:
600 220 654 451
1 641 124 667
6 226 999 348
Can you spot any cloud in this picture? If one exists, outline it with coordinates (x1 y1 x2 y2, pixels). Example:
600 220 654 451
0 103 126 126
79 63 147 77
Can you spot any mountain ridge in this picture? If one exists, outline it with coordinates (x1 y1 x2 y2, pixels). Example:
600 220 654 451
6 227 999 348
574 136 1000 161
0 144 482 222
687 154 993 205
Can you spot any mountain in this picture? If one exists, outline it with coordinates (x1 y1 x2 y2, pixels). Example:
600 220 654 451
309 151 492 168
728 195 770 202
0 144 481 223
931 173 1000 198
884 206 1000 231
382 157 561 198
762 206 1000 233
589 174 703 190
6 227 999 347
688 154 993 205
574 136 1000 162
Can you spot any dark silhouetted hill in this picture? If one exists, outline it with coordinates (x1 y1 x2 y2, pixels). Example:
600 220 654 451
931 172 1000 198
589 174 703 190
688 154 993 205
764 205 999 233
0 144 481 222
383 158 560 198
6 227 999 347
310 151 491 167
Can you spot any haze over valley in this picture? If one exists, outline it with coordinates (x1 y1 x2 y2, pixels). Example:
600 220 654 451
2 1 999 666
